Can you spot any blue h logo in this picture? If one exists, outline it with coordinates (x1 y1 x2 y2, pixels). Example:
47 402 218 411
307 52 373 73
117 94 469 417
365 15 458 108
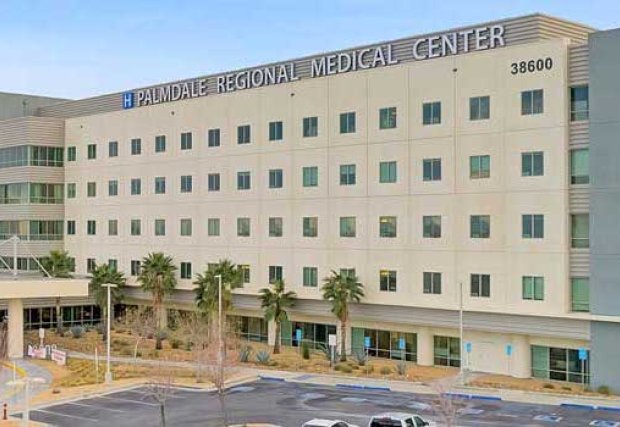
122 92 134 109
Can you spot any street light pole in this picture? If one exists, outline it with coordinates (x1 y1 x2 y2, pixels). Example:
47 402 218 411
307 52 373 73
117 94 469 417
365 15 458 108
459 280 464 380
102 283 118 384
215 274 223 367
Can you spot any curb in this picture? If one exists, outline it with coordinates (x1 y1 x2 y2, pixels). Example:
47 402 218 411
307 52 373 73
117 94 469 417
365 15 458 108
336 383 391 391
0 360 27 378
258 375 286 382
443 392 502 401
560 402 620 411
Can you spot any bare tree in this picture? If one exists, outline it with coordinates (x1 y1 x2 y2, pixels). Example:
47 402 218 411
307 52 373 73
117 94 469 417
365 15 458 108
175 311 210 382
427 375 462 427
144 359 177 427
124 306 157 361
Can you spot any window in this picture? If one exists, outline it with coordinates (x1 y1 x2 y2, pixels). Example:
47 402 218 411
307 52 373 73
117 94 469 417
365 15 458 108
470 215 490 238
130 260 141 276
380 270 397 292
339 112 356 134
340 268 356 280
434 336 460 367
303 116 318 138
108 180 118 196
155 135 166 153
87 220 96 236
303 217 318 237
523 276 544 301
269 265 283 284
471 274 490 297
303 267 318 287
269 121 283 141
571 277 589 312
67 146 76 162
237 217 250 237
423 159 441 181
154 177 166 194
522 152 544 177
87 182 96 198
570 85 589 121
340 164 356 185
208 173 220 192
108 141 118 157
180 175 193 193
237 125 251 144
130 219 141 236
87 144 97 160
131 138 142 155
108 219 118 236
423 272 442 294
571 213 589 248
268 217 283 237
423 216 441 238
352 327 417 362
207 218 220 236
180 132 193 150
379 161 397 183
154 219 166 236
379 107 397 129
470 155 490 179
240 265 251 284
423 101 441 125
180 218 192 236
108 259 118 271
379 216 397 238
302 166 318 187
570 148 589 184
208 128 220 147
339 217 356 238
131 178 141 195
180 262 192 279
522 214 544 239
521 89 544 115
532 345 590 384
269 169 283 189
237 171 251 190
470 96 490 121
67 220 76 235
67 183 76 199
87 258 96 274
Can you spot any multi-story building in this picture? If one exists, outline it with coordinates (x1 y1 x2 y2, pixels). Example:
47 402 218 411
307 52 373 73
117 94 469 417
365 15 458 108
2 13 620 389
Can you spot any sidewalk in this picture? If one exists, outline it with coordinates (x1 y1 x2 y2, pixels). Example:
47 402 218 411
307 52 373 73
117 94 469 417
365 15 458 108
0 359 51 404
66 350 620 409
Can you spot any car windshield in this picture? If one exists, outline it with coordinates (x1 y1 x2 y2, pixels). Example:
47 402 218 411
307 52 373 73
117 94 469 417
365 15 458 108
370 419 402 427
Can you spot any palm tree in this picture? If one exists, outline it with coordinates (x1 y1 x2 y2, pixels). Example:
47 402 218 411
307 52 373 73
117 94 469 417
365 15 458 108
321 270 364 362
41 250 74 335
89 263 126 342
193 260 243 328
138 252 177 350
259 279 296 354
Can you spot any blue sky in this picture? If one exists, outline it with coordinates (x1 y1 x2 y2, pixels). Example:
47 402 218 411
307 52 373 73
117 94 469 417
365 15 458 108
2 0 619 99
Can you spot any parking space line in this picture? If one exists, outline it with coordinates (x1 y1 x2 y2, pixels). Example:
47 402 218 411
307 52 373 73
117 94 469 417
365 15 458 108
122 389 186 399
34 409 99 423
66 401 126 413
98 395 159 406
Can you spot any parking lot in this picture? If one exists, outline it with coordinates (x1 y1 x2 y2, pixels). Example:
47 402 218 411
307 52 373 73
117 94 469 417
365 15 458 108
20 379 620 426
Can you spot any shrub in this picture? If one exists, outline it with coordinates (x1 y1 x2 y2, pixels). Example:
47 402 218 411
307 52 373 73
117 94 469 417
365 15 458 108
598 385 611 395
335 363 353 373
302 342 310 360
380 366 392 376
95 324 105 335
155 330 168 342
542 383 555 389
397 361 407 376
256 350 271 365
239 345 252 363
353 350 368 366
184 341 192 351
366 364 375 374
70 326 85 339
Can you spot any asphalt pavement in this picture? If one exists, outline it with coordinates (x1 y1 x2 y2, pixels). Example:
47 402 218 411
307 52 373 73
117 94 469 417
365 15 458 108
20 379 620 427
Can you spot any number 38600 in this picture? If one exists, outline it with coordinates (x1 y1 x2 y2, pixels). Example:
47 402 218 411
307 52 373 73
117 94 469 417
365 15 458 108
510 57 553 75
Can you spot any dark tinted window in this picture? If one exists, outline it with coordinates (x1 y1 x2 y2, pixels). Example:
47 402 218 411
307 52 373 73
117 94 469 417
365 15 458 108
371 419 402 427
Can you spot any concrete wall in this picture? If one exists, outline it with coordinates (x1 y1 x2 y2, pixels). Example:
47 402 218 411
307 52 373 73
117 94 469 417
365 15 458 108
589 28 620 390
0 92 66 120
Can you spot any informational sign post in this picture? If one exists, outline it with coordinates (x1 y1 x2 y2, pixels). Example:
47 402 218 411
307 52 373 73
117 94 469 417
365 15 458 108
328 334 337 367
578 348 588 388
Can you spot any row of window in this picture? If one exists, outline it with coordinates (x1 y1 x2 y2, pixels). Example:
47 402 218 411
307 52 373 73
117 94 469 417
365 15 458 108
0 145 64 169
0 220 64 240
68 213 590 248
66 148 590 200
69 87 591 161
0 183 64 204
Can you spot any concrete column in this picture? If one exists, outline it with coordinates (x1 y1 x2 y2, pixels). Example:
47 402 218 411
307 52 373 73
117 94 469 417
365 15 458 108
8 299 24 358
417 327 434 366
510 334 531 378
267 320 277 346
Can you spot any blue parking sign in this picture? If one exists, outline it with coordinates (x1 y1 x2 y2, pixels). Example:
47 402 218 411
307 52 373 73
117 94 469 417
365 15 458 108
398 338 406 350
578 348 588 361
295 329 302 342
465 342 472 353
364 336 371 348
506 344 513 356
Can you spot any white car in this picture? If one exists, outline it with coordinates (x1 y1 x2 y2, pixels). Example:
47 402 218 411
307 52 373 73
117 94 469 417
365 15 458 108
303 419 360 427
368 413 433 427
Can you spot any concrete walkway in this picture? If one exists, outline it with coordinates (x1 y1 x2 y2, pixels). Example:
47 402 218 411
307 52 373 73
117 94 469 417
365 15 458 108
66 350 620 409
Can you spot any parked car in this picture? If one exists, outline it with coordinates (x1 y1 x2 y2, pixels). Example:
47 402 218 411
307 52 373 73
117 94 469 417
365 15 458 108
303 419 359 427
368 413 433 427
